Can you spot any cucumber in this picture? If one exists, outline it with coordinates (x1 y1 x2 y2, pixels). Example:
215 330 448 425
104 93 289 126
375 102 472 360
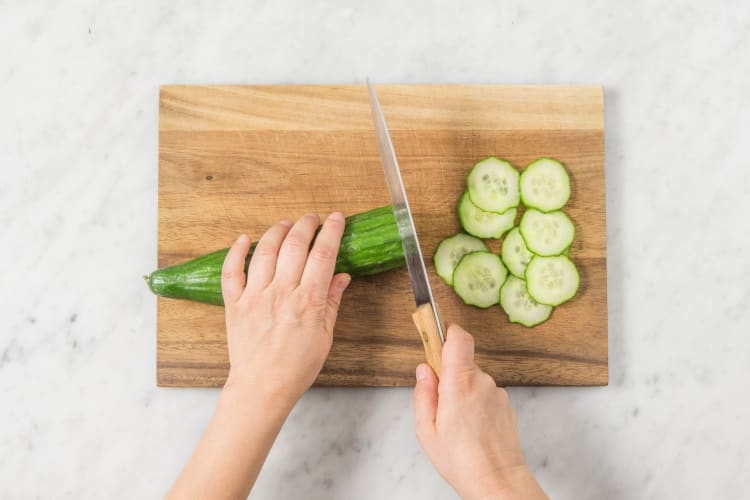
457 192 517 239
519 209 575 257
520 158 571 212
433 233 489 286
145 205 406 306
501 227 534 279
436 155 579 326
466 157 520 214
452 251 508 308
525 255 579 306
499 276 553 327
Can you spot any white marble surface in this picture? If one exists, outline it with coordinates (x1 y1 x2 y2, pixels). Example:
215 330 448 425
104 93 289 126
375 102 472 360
1 1 749 498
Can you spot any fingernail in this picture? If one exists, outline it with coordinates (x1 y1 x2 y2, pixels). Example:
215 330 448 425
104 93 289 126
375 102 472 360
329 211 344 222
279 219 292 227
416 364 428 381
447 323 464 337
237 234 249 244
340 273 352 289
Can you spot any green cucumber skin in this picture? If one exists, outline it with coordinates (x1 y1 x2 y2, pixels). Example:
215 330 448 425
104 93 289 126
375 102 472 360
465 157 521 214
519 210 575 257
499 276 553 328
433 233 488 286
524 255 580 306
519 157 571 213
508 312 552 328
451 251 508 309
146 205 405 306
456 192 517 239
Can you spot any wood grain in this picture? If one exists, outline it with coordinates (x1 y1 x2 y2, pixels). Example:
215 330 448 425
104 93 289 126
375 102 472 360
157 84 607 387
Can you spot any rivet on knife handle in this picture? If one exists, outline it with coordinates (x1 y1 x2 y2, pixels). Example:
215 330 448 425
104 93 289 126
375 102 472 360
411 303 443 378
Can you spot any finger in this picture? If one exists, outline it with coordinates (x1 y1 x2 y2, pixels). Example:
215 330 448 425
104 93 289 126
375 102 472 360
274 214 320 287
413 363 438 445
300 212 346 295
221 234 251 305
245 220 293 293
324 272 351 333
441 323 476 373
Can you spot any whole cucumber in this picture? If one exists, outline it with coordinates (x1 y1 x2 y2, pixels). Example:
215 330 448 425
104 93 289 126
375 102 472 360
145 205 406 306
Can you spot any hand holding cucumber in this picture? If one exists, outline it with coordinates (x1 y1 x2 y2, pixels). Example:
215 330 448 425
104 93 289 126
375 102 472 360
221 212 352 403
169 212 352 499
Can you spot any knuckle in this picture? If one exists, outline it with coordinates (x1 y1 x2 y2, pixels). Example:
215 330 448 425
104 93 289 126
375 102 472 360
459 332 475 351
326 294 342 312
452 329 474 349
270 282 294 300
311 243 338 262
464 372 479 392
252 244 277 259
299 286 326 308
221 269 239 281
453 368 492 394
303 213 320 224
413 387 431 407
442 368 474 393
283 233 309 251
482 372 497 391
325 214 345 231
480 372 497 389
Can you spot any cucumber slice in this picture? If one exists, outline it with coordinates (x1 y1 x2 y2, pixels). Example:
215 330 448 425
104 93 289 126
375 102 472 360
501 227 534 279
458 192 517 239
525 255 579 306
433 233 489 285
500 276 553 327
520 158 571 212
466 157 520 214
519 209 575 256
452 251 508 308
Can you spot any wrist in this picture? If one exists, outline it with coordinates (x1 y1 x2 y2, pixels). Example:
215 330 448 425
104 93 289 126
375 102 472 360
222 369 299 419
463 466 547 500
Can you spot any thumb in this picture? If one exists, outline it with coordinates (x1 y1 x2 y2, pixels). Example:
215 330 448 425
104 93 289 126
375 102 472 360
324 273 351 333
413 363 438 445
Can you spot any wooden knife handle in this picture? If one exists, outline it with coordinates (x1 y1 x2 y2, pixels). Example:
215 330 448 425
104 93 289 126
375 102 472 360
411 303 444 378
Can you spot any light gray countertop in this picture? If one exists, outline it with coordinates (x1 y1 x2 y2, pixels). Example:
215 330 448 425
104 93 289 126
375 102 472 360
2 1 749 498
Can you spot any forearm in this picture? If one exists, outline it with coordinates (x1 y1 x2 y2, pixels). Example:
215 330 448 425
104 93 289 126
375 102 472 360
167 383 295 500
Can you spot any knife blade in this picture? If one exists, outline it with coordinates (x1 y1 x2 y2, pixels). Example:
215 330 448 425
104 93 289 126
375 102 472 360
367 80 445 376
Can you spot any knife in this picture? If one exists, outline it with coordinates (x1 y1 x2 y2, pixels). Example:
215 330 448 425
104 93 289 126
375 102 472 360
366 81 445 377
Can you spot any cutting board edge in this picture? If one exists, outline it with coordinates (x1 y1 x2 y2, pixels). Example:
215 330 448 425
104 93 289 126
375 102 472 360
159 83 605 131
155 374 610 388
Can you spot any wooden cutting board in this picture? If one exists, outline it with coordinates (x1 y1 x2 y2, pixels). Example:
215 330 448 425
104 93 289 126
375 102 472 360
157 84 607 387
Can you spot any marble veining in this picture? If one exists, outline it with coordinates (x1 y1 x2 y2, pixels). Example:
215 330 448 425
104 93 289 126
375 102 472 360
1 1 749 498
